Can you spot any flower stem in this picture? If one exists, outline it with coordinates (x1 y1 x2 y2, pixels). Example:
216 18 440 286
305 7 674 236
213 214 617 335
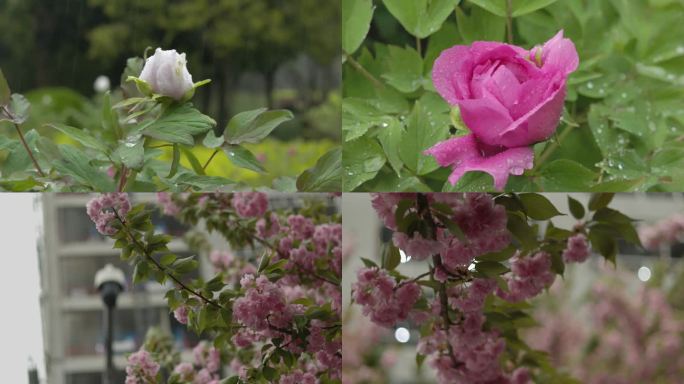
506 0 514 44
3 106 45 177
343 52 386 90
416 36 422 56
202 149 220 171
117 166 128 192
532 124 576 173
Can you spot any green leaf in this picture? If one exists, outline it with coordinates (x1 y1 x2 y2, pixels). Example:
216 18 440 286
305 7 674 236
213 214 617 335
0 178 43 192
588 193 614 211
455 5 505 44
469 0 559 17
0 68 10 105
181 147 205 175
567 196 585 220
114 137 145 170
475 261 510 277
297 147 342 192
224 109 293 145
102 92 122 138
0 94 30 124
172 257 198 274
507 213 537 250
518 193 564 220
377 118 405 176
360 257 378 268
511 0 560 16
383 0 461 38
54 145 115 191
142 104 216 145
167 143 181 177
342 0 374 54
383 244 401 270
444 171 495 192
133 261 150 284
477 245 516 262
202 129 224 148
46 123 109 153
588 228 617 264
172 173 237 190
381 45 424 93
399 100 449 175
222 144 266 174
538 159 596 191
160 254 177 267
343 137 386 191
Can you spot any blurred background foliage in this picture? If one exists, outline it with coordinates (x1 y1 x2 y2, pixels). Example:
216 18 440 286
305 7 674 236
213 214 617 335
0 0 340 182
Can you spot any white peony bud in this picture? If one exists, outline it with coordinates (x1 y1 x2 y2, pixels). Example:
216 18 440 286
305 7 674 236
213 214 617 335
139 48 194 101
93 75 110 93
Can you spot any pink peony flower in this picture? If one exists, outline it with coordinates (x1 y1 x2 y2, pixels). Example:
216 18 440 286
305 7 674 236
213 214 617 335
427 31 578 189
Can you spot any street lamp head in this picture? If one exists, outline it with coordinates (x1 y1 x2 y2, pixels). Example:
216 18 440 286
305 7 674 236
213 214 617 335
94 264 126 307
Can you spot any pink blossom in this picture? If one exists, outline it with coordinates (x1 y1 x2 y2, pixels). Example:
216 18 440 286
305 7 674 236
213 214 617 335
393 231 444 261
287 214 315 240
157 192 181 215
427 31 578 188
256 212 280 238
562 233 590 263
352 267 421 327
209 250 233 271
173 362 194 381
231 192 268 218
86 193 131 235
125 349 160 383
173 306 189 325
498 252 555 302
233 275 292 331
279 370 317 384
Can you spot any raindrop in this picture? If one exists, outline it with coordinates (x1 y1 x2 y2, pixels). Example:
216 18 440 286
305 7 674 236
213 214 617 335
586 82 594 89
677 46 684 54
381 122 388 128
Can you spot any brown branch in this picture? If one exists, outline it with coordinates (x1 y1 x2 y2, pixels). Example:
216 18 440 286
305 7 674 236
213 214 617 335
417 193 462 368
114 211 223 309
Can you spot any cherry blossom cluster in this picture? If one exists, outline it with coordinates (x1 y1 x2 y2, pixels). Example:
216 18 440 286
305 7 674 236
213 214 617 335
372 193 509 270
157 192 341 382
86 192 131 235
231 191 269 218
157 192 182 216
638 213 684 250
125 349 160 384
497 252 556 302
562 233 591 263
356 193 601 384
351 267 421 327
528 269 684 383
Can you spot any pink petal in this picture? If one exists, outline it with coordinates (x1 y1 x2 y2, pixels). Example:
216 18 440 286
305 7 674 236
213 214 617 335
425 134 534 190
432 45 474 104
499 79 567 148
457 97 513 146
541 30 579 75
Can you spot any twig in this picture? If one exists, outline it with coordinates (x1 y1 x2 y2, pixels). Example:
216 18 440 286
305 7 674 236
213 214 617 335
202 149 220 171
343 52 386 90
416 194 462 368
117 166 128 192
114 211 223 309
